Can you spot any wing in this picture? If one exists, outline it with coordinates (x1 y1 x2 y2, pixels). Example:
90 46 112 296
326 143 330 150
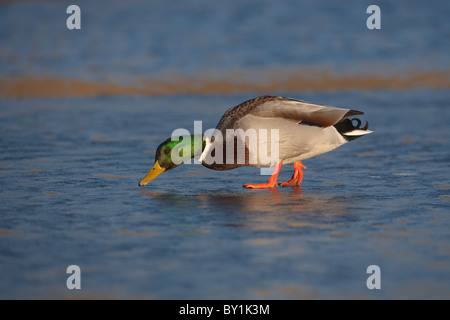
216 96 363 131
250 97 363 127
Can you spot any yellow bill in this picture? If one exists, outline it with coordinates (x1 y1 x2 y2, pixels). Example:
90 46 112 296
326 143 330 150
138 161 165 186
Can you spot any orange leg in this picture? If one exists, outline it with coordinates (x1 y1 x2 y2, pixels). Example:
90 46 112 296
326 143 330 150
243 163 282 189
279 161 306 187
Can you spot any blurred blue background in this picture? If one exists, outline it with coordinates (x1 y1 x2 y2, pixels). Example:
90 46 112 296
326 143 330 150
1 0 449 82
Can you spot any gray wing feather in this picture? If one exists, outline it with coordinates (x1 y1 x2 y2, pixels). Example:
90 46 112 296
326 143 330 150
216 96 362 132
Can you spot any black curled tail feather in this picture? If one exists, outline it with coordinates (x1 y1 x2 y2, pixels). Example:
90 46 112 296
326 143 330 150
334 117 370 141
343 109 364 119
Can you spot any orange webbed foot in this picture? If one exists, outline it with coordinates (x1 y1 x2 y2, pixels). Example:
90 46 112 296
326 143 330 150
279 161 306 187
243 163 282 189
243 182 277 189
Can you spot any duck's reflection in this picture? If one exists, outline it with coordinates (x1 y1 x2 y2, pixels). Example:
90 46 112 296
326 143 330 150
140 187 354 232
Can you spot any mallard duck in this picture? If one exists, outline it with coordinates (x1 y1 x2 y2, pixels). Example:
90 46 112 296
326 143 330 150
139 95 372 189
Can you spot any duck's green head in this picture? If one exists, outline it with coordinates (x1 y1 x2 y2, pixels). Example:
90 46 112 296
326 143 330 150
138 137 180 187
138 135 204 187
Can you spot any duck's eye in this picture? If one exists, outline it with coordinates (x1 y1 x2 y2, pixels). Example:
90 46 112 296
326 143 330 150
164 148 170 155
